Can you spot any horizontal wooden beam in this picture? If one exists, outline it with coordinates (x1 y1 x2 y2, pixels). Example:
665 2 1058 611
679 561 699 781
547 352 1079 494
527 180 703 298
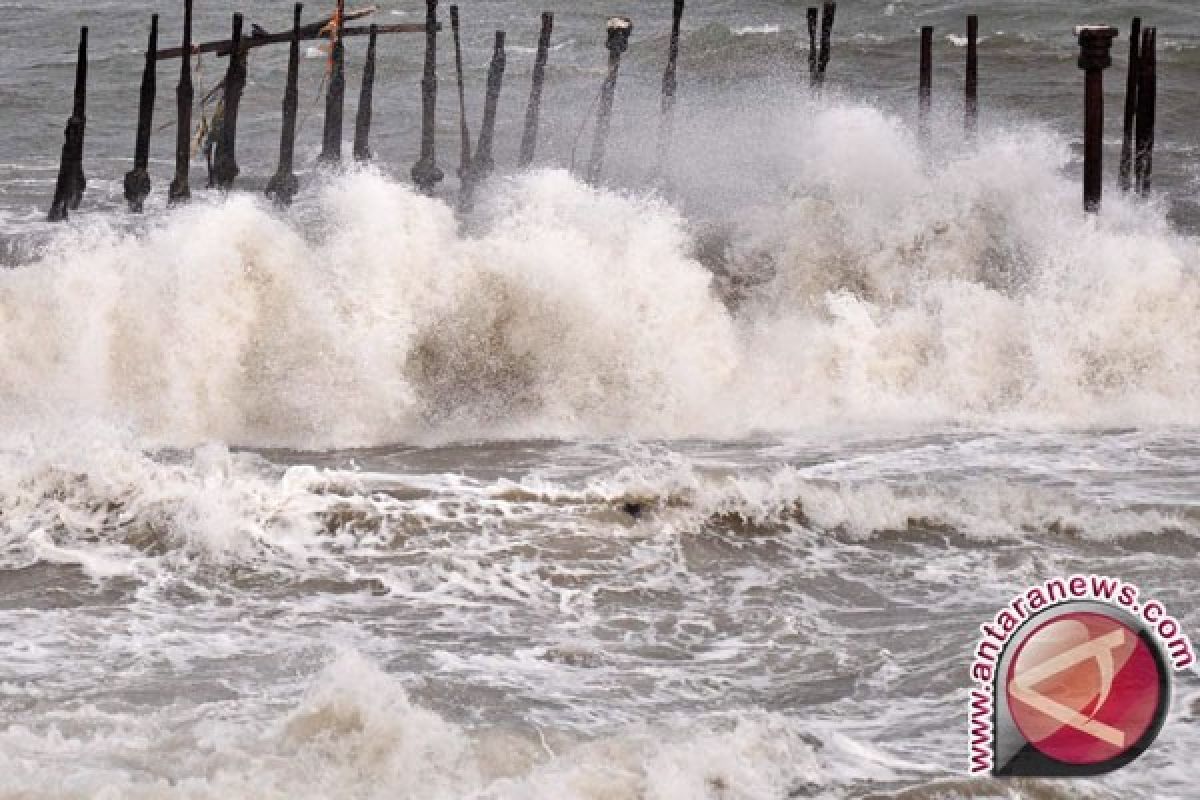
156 21 432 60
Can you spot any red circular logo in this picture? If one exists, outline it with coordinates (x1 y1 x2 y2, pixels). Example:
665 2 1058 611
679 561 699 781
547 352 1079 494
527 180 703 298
1005 611 1164 765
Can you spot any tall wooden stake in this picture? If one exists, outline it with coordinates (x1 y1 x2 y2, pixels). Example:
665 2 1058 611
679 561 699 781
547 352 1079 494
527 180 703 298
519 12 554 169
213 13 246 191
267 4 303 205
919 26 933 141
319 0 347 165
965 15 978 135
654 1 683 177
168 0 194 204
586 17 632 186
450 5 471 180
353 24 378 162
815 2 836 87
48 26 88 222
1135 27 1157 196
807 8 818 86
124 15 159 213
412 0 445 193
1118 17 1141 192
473 31 507 183
1076 25 1118 213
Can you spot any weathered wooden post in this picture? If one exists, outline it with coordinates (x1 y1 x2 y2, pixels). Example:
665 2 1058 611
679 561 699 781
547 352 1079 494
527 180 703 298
124 14 159 213
815 2 836 87
965 15 979 135
353 24 378 162
319 0 347 165
518 12 554 169
412 0 445 193
213 13 246 191
461 30 507 209
585 17 633 186
807 8 818 86
48 27 88 222
1118 17 1141 192
267 4 303 205
168 0 194 204
1075 25 1118 213
450 5 471 179
919 25 933 141
1135 27 1157 196
654 1 683 177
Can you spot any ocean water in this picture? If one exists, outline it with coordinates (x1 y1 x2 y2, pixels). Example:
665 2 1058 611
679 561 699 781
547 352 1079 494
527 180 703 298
1 1 1199 798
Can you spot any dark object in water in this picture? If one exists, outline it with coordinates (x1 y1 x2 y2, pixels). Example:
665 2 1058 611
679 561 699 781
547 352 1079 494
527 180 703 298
806 8 818 85
586 16 633 186
412 0 445 193
1135 26 1157 196
461 31 507 210
124 15 158 213
48 27 88 222
450 6 471 180
213 13 247 191
1076 25 1118 213
621 502 644 519
168 0 194 205
518 12 555 169
353 25 378 163
266 4 304 206
654 1 683 178
1119 17 1142 192
814 2 836 87
318 0 347 166
918 25 932 142
965 15 979 135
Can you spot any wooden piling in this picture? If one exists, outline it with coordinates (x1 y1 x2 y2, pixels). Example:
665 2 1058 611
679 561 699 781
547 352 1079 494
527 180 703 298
965 15 978 135
472 31 507 185
654 1 683 177
267 4 303 205
353 25 378 163
1135 27 1156 196
450 6 471 180
1118 17 1141 192
1076 25 1118 213
48 26 88 222
518 12 554 169
168 0 194 205
213 13 246 191
585 17 633 186
412 0 445 193
124 15 158 213
319 0 347 165
918 25 933 140
266 4 303 206
815 2 836 87
807 8 818 86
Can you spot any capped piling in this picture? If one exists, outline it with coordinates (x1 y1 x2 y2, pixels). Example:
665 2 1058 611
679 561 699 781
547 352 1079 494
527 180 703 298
213 13 247 191
965 15 978 134
353 24 379 163
1119 17 1141 192
1075 25 1118 213
48 26 88 222
585 17 633 186
168 0 194 205
124 15 158 213
518 12 554 169
412 0 445 193
319 0 347 165
267 4 304 205
1135 26 1157 196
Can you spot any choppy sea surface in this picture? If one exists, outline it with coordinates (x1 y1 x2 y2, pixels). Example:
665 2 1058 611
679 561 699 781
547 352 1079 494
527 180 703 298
1 1 1199 798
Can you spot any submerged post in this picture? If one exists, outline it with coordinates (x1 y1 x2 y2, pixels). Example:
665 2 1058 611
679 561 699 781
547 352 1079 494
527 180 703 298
1076 25 1118 213
586 17 633 186
213 13 246 191
169 0 194 205
518 12 554 169
919 25 933 140
965 15 978 135
654 1 684 177
319 0 347 165
450 5 471 180
49 26 88 222
1118 17 1141 192
353 24 378 162
124 15 159 213
815 2 836 87
1135 27 1157 196
807 8 818 86
462 29 507 207
267 4 303 205
412 0 445 193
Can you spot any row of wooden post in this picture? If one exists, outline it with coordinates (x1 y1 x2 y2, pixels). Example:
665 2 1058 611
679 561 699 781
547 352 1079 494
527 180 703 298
916 17 980 138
